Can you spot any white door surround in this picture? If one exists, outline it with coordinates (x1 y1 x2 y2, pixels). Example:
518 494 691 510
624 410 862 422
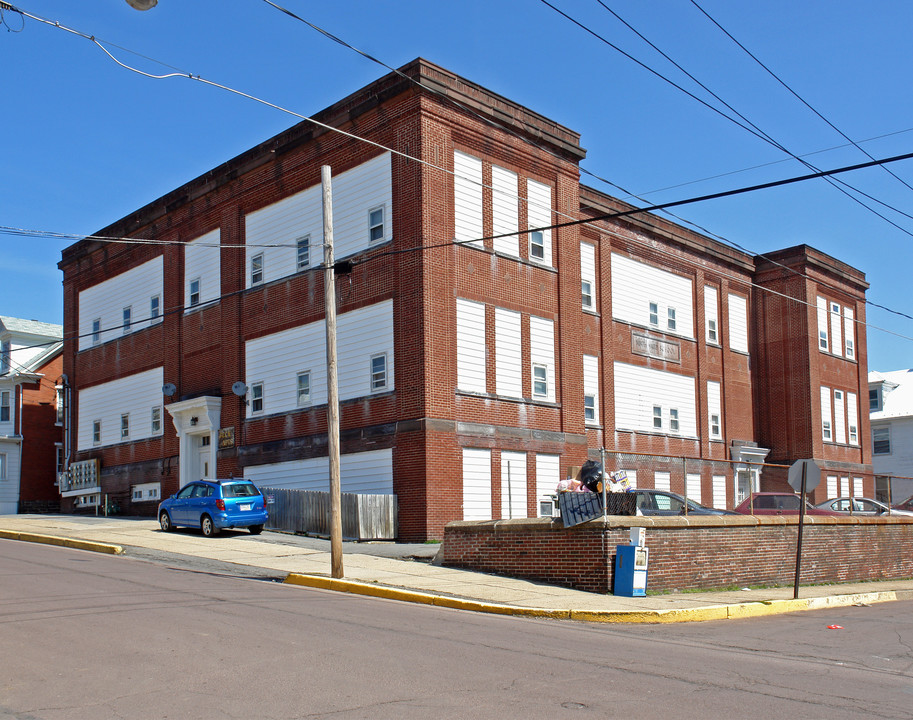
165 396 221 487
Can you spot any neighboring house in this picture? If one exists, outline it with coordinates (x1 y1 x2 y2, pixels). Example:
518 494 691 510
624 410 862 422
58 59 872 540
0 317 63 514
869 369 913 503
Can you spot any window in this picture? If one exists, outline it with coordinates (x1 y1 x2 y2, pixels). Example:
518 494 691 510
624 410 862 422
251 253 264 285
296 236 310 270
873 427 891 454
250 383 264 414
189 278 201 307
369 207 385 243
844 307 855 359
584 395 596 421
711 414 721 438
707 319 718 344
56 387 64 425
0 391 9 422
120 414 130 439
667 307 677 331
653 405 662 429
870 388 879 410
669 408 680 432
122 306 132 334
649 302 659 327
581 280 593 310
0 453 5 480
371 354 388 391
532 363 548 398
821 386 832 441
704 286 719 345
55 445 64 475
92 318 102 345
150 295 161 322
93 419 101 445
530 230 545 260
297 371 311 406
151 406 162 435
0 340 9 374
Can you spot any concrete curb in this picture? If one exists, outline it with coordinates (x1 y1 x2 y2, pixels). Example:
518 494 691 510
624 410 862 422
283 572 910 624
0 529 124 556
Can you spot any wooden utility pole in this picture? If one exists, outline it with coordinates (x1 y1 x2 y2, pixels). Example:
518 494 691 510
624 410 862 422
322 165 343 579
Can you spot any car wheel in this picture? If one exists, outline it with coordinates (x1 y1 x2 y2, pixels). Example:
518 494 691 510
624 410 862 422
201 515 218 537
159 511 173 532
248 524 263 535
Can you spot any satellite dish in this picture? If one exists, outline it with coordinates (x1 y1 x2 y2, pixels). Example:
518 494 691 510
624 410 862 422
125 0 157 10
231 381 248 397
162 383 177 397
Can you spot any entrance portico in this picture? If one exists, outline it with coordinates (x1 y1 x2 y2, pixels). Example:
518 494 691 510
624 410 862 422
165 397 222 487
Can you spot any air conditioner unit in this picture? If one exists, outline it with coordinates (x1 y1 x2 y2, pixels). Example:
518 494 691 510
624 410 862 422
539 496 558 518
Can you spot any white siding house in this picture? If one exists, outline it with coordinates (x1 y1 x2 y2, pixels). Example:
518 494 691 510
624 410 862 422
870 369 913 501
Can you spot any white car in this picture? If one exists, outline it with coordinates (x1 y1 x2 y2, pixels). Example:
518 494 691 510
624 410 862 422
814 497 913 517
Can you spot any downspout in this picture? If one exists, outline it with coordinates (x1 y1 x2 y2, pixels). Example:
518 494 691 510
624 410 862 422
60 374 71 477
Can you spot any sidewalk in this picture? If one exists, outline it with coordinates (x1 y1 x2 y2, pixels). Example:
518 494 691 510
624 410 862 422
3 514 912 623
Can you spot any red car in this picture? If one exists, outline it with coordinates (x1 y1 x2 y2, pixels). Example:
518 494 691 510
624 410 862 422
734 492 842 516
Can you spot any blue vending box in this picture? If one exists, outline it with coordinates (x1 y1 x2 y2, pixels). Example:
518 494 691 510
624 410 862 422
613 544 649 597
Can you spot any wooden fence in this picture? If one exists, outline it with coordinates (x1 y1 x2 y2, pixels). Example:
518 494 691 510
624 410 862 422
261 487 398 540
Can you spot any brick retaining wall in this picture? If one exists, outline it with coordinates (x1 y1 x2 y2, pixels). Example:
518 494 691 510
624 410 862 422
442 516 913 594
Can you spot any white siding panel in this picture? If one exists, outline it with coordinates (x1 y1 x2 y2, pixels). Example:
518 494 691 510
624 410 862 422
501 451 528 519
841 476 850 497
821 386 832 440
245 448 392 494
78 256 164 350
728 293 749 353
244 300 393 417
827 475 838 498
456 299 486 393
495 308 522 398
830 303 843 358
491 166 518 257
707 380 722 439
0 442 22 512
704 285 719 344
331 153 393 259
847 392 859 445
184 230 221 308
844 308 855 359
583 354 599 425
77 367 164 449
685 473 702 504
526 179 553 267
535 453 560 501
853 477 864 497
834 390 846 445
816 296 829 351
614 362 697 437
463 448 492 521
712 475 727 509
454 151 483 246
611 253 694 339
580 242 596 311
529 315 555 402
654 471 670 492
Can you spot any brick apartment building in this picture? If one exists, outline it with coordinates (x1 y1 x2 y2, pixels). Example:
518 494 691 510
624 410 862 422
58 59 872 540
0 317 64 514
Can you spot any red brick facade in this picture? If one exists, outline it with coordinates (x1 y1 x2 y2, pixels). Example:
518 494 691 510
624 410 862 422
59 59 871 540
16 353 63 513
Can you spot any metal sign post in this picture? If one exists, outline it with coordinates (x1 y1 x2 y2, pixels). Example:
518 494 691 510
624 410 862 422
788 459 821 599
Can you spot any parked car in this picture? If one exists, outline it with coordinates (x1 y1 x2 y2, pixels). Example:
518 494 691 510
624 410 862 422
631 489 737 516
158 479 268 536
815 497 913 517
734 492 841 516
892 495 913 513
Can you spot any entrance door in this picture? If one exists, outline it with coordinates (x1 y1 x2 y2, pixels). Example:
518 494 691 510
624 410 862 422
736 471 753 505
197 434 212 480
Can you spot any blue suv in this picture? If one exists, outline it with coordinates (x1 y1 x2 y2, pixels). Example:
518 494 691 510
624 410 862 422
158 479 268 537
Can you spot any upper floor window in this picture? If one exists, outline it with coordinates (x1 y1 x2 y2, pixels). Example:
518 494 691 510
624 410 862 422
56 387 64 425
120 414 130 440
530 230 545 261
0 391 10 423
0 340 9 374
652 405 662 429
870 388 880 411
873 427 891 454
582 281 594 310
92 419 102 445
584 394 596 422
189 278 201 307
297 236 310 270
369 207 385 243
667 307 677 332
669 408 680 433
297 371 311 406
150 295 161 322
371 354 388 392
251 253 264 286
649 302 659 327
151 406 162 435
250 382 264 414
122 306 132 334
92 318 102 346
0 453 6 480
532 363 548 398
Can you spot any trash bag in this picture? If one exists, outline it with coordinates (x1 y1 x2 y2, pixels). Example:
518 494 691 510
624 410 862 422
580 460 604 494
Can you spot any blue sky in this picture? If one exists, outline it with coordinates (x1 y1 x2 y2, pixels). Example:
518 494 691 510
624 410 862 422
2 1 912 371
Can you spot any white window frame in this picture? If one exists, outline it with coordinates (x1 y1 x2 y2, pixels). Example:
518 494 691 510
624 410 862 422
150 295 161 322
251 253 264 286
122 306 132 334
151 406 162 435
821 386 832 442
93 419 102 445
669 408 680 433
296 236 310 270
667 307 677 332
652 405 662 430
189 278 201 307
580 242 596 311
0 452 6 480
583 354 599 426
0 390 10 423
250 382 264 414
873 426 891 455
649 302 659 327
584 395 596 422
92 318 102 345
529 230 545 262
0 340 9 374
297 371 311 406
368 206 385 244
532 363 548 399
847 392 858 446
844 307 855 360
370 354 388 392
817 296 829 351
120 413 130 440
582 280 594 311
705 286 719 345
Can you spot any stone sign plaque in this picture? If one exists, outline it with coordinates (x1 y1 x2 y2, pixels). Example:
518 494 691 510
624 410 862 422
632 332 681 363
